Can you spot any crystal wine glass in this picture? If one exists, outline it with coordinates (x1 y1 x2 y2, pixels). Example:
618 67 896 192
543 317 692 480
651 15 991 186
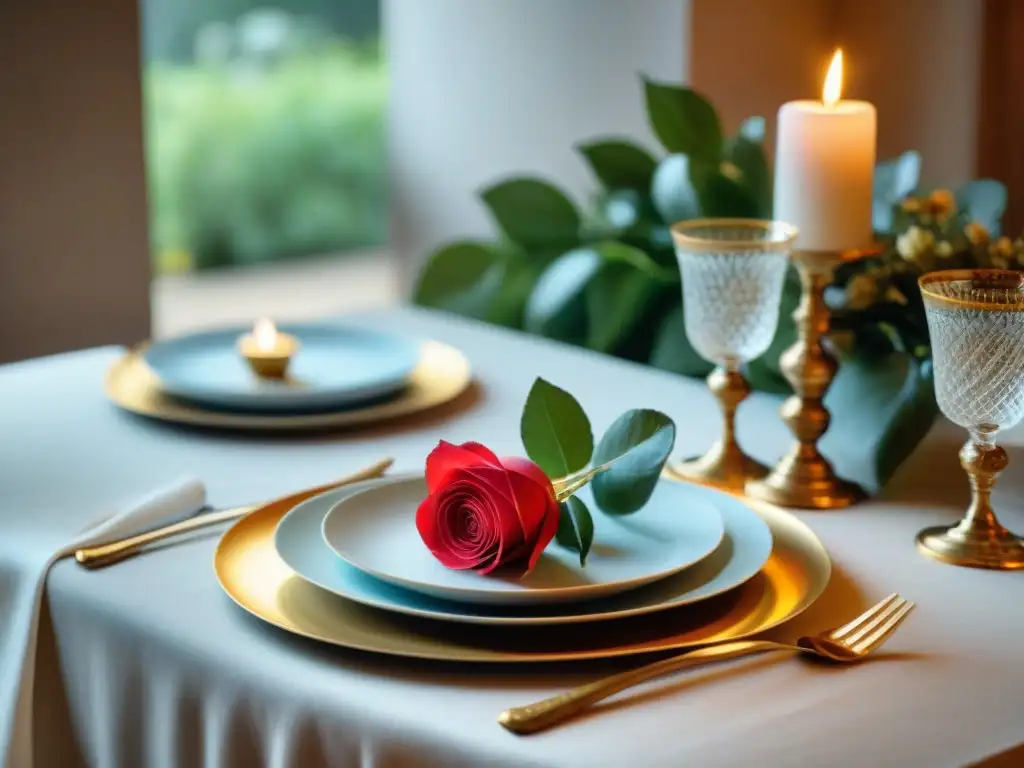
669 218 797 490
917 269 1024 569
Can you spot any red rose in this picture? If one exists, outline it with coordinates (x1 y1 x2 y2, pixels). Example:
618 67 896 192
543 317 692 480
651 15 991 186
416 441 560 576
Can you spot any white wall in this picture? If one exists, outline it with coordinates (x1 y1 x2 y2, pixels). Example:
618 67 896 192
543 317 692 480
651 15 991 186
385 0 690 289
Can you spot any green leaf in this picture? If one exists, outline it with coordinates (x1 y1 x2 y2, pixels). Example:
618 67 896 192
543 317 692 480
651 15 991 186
527 243 674 348
822 353 939 494
520 378 594 478
586 262 663 353
873 151 921 232
486 259 545 329
555 496 594 566
649 302 714 378
643 77 723 162
591 409 677 515
689 161 761 218
724 131 771 218
874 359 937 486
957 179 1008 235
413 241 501 314
523 249 596 343
577 139 659 192
480 177 581 251
651 154 702 224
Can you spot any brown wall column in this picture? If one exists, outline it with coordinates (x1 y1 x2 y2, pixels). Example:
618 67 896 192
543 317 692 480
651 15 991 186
0 0 151 364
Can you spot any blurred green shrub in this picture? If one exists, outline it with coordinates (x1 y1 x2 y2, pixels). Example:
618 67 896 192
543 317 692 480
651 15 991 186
144 40 386 272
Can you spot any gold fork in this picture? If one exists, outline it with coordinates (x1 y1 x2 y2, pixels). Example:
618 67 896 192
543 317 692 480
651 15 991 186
499 592 915 735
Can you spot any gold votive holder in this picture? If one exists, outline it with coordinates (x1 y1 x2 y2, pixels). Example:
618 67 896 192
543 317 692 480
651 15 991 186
746 247 873 509
237 331 300 379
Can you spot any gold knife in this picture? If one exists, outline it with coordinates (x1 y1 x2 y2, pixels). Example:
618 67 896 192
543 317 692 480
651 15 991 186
74 457 394 568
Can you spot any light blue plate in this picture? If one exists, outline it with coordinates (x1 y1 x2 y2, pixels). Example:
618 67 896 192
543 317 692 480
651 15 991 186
143 323 420 413
322 476 725 606
274 475 773 625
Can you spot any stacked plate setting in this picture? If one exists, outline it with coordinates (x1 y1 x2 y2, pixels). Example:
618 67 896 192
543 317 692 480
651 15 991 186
105 322 472 430
214 472 833 662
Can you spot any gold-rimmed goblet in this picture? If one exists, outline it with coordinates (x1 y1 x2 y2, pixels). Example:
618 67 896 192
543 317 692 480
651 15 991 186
917 269 1024 569
668 218 798 491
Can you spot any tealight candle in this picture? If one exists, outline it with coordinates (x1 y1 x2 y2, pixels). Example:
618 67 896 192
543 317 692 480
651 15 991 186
774 49 876 252
237 318 300 379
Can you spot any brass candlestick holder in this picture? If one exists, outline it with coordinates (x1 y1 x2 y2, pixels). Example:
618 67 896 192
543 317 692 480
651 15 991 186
746 249 866 509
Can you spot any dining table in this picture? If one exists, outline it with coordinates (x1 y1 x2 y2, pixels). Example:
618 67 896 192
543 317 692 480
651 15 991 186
2 305 1024 768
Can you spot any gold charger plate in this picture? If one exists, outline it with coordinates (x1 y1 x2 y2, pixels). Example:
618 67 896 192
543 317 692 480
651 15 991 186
105 340 471 431
214 486 831 662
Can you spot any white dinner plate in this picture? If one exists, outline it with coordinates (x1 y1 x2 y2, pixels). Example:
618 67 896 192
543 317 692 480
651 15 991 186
320 475 725 606
276 476 773 625
143 322 420 413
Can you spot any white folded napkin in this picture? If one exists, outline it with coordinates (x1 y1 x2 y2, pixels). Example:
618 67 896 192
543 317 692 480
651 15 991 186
1 477 206 768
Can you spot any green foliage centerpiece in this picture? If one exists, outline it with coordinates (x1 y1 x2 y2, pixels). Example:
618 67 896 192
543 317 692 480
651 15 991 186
414 77 1009 494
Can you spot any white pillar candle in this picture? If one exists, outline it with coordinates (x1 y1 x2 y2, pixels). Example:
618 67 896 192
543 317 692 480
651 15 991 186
774 50 876 252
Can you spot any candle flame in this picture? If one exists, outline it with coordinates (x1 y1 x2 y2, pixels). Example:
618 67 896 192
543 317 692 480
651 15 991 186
253 318 279 352
822 48 843 107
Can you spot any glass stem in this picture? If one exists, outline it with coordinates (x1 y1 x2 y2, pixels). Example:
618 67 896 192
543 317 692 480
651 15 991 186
709 363 749 455
960 427 1009 536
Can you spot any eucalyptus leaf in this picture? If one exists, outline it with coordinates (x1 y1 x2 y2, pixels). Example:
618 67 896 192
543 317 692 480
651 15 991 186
690 163 761 219
555 496 594 566
487 260 545 329
651 154 701 224
520 378 593 478
738 115 766 143
413 241 501 313
585 263 662 353
724 133 771 218
591 409 677 515
649 303 714 377
822 353 939 493
601 189 644 231
413 241 526 324
577 139 659 192
872 151 921 232
523 248 597 342
527 243 674 347
642 77 723 162
956 179 1007 235
481 177 581 252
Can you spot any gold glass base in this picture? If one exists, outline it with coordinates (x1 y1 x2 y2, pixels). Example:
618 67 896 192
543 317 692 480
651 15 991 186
670 442 767 493
671 366 764 492
916 524 1024 570
916 439 1024 570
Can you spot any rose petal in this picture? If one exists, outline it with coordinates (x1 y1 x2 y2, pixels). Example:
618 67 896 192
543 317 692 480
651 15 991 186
459 465 516 507
424 441 493 491
500 457 557 538
500 457 560 572
435 478 525 572
525 494 561 572
500 456 555 496
416 493 468 569
459 442 502 466
437 492 493 569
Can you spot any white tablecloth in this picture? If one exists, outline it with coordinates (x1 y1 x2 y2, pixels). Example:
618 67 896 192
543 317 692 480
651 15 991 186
3 307 1024 768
